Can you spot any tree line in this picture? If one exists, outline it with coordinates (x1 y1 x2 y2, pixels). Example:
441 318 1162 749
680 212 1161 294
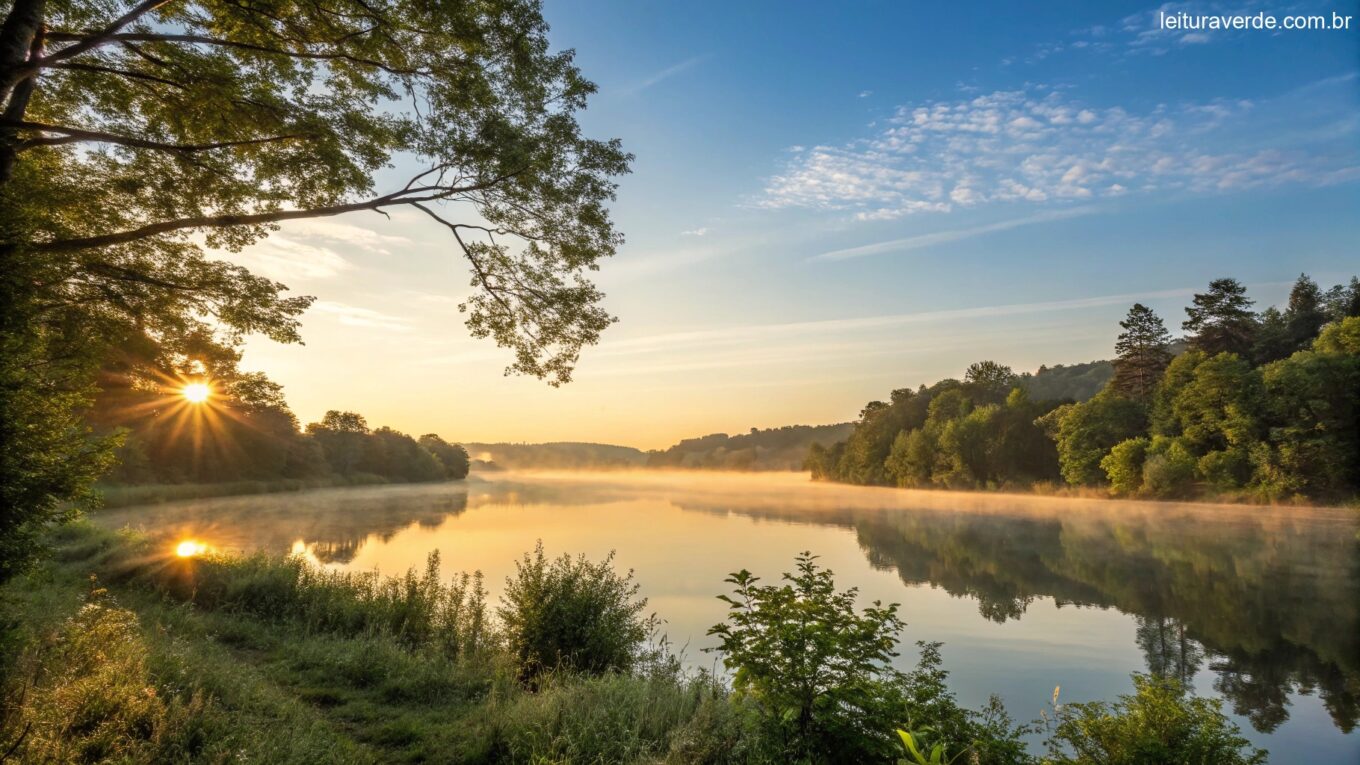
808 274 1360 502
86 334 468 486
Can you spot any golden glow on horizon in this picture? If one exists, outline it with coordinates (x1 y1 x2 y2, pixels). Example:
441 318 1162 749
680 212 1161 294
175 540 207 558
182 382 211 403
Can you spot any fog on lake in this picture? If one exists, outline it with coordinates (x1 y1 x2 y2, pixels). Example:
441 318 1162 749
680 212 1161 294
94 471 1360 764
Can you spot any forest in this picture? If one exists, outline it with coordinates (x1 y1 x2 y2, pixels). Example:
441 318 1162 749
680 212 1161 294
807 275 1360 503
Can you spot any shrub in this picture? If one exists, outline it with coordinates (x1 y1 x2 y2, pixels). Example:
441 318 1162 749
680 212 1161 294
498 542 651 680
1197 448 1250 492
708 553 1029 764
1101 438 1149 496
1042 674 1267 765
1141 438 1197 499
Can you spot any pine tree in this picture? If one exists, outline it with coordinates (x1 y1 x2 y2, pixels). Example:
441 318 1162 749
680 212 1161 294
1113 303 1173 399
1183 278 1257 357
1284 274 1326 351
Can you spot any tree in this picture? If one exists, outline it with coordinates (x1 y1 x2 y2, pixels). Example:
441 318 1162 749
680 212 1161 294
1111 304 1172 400
964 360 1018 405
1284 274 1327 350
419 433 470 479
1323 277 1360 322
1183 278 1257 357
0 0 627 582
1041 390 1146 486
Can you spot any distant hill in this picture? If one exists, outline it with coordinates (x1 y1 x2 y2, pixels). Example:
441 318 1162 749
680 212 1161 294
463 442 646 470
1017 359 1113 403
646 423 856 471
464 423 855 472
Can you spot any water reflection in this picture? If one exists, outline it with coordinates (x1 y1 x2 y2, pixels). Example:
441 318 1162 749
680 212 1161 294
95 472 1359 744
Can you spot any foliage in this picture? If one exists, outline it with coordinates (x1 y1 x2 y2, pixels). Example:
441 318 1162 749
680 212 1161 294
0 0 625 587
419 434 472 479
1018 360 1113 404
708 553 1031 764
1111 303 1172 400
817 276 1358 503
1139 437 1198 499
498 541 651 680
708 552 906 762
1043 390 1146 487
1182 278 1258 357
1041 674 1267 765
1100 437 1149 496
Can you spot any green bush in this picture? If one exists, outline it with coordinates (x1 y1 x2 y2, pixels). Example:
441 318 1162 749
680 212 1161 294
1041 674 1266 765
1141 438 1197 499
1101 438 1149 496
1197 448 1250 492
498 541 652 681
709 553 1029 764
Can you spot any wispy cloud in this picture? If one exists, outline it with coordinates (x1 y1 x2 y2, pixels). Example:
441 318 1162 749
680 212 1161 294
310 300 411 332
591 287 1202 359
283 219 413 255
229 236 352 280
624 54 709 95
811 207 1098 261
759 81 1359 221
681 227 709 237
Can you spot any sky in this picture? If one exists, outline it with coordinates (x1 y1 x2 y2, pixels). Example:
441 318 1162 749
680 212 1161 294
226 1 1360 449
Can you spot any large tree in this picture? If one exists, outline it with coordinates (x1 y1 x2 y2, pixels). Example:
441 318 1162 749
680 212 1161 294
1111 303 1172 400
1182 278 1257 358
0 0 628 582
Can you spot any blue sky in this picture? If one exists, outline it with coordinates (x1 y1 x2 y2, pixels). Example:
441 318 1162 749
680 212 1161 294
232 1 1360 447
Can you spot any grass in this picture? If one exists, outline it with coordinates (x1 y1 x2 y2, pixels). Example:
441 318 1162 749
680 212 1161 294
0 523 740 764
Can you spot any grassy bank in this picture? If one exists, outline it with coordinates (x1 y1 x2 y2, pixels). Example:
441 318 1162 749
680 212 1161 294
0 523 1267 764
95 474 430 509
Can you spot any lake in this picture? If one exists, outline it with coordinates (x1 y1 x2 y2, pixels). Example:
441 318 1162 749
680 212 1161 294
94 470 1360 764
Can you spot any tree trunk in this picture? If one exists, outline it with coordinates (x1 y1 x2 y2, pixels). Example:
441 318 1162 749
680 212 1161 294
0 0 46 184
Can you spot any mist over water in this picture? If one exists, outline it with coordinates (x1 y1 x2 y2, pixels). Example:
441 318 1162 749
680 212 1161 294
95 471 1360 763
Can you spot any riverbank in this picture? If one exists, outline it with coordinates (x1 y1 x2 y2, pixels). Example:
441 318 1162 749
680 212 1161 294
0 522 1275 764
95 474 460 509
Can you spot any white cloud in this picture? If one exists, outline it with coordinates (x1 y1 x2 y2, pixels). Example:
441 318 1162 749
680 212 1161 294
282 219 413 255
681 227 709 237
310 300 411 332
759 86 1357 220
624 55 709 95
229 235 352 280
810 207 1097 261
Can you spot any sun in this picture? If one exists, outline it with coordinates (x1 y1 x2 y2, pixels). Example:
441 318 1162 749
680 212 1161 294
182 382 211 403
175 540 207 558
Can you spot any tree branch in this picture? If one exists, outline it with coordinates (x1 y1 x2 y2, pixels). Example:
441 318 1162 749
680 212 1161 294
6 119 307 153
23 0 169 72
30 167 524 253
45 31 428 76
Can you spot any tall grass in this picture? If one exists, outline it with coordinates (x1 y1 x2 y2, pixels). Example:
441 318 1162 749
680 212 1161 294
165 549 492 657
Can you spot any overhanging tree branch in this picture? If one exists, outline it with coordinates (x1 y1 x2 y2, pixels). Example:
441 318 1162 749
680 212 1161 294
44 31 430 76
6 119 307 153
31 168 524 253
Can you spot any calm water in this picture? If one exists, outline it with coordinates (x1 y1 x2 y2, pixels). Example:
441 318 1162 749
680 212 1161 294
95 471 1360 763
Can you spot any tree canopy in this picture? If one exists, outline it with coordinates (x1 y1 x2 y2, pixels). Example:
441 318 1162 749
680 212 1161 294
0 0 626 583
